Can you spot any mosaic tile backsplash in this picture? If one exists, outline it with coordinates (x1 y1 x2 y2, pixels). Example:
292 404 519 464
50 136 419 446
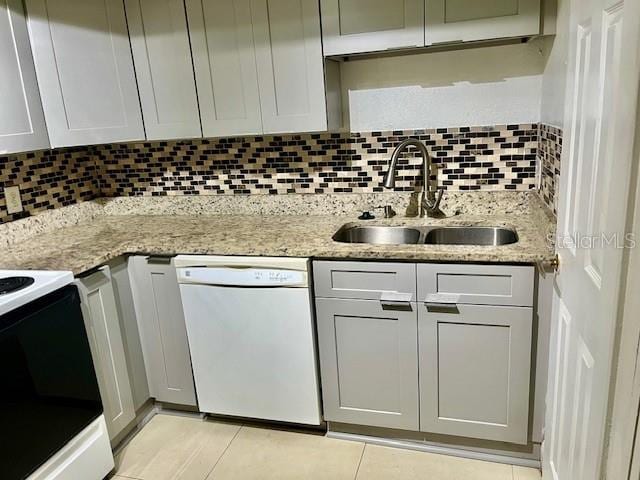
95 124 538 197
0 148 99 224
538 124 563 215
0 123 558 224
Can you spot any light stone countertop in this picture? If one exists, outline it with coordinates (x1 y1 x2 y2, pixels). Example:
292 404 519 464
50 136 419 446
0 210 555 275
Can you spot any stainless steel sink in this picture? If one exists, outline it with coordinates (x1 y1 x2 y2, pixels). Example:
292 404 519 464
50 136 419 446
333 224 518 246
332 226 422 245
423 227 518 246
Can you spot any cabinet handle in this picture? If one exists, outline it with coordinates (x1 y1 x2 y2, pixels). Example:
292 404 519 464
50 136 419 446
146 256 172 265
380 301 413 311
380 292 412 302
380 292 413 311
424 302 460 314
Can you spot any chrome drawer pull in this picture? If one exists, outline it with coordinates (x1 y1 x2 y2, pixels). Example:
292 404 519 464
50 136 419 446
379 292 412 302
424 302 460 314
379 291 413 311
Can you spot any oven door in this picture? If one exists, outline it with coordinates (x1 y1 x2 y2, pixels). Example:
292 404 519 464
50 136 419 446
0 285 103 480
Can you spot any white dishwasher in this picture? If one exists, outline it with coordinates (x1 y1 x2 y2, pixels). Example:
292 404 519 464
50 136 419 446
175 255 321 425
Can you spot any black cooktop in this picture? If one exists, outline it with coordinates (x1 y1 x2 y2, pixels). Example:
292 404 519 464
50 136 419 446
0 277 35 295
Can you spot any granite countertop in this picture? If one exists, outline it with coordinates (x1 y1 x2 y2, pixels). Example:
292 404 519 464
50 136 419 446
0 211 555 275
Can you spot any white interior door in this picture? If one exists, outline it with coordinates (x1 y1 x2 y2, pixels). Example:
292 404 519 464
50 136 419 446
543 0 640 479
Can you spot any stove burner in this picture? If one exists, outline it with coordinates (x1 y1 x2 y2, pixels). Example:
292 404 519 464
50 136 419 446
0 276 35 295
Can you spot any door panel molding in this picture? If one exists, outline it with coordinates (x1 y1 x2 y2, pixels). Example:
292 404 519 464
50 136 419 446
0 0 49 153
25 0 144 147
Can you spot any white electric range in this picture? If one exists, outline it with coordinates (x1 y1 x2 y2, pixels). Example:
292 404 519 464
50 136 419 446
0 270 113 480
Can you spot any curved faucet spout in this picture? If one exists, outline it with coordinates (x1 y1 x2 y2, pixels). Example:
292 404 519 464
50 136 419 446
383 138 445 218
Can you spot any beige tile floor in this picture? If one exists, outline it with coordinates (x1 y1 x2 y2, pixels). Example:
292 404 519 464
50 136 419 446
112 414 541 480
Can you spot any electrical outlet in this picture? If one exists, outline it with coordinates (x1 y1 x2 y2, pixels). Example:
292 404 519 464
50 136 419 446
4 186 23 214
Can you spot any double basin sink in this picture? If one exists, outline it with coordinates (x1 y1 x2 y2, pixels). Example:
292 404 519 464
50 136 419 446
333 225 518 246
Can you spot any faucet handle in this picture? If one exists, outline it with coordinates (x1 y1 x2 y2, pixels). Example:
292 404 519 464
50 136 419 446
420 188 445 218
425 188 444 211
432 188 444 211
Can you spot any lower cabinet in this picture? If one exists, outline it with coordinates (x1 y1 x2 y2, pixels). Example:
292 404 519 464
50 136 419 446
129 256 197 407
109 258 150 411
315 298 419 430
76 267 136 441
314 260 535 445
419 303 532 444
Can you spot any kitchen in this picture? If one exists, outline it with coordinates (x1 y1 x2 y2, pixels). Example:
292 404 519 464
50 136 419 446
1 0 639 479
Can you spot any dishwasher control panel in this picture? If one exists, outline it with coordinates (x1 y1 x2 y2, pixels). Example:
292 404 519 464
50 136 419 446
177 267 308 287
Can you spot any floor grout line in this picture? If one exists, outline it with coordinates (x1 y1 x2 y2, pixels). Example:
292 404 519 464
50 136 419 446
353 442 367 480
201 423 244 479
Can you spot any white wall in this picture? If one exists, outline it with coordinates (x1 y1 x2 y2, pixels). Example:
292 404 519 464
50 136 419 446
540 0 570 128
340 41 548 132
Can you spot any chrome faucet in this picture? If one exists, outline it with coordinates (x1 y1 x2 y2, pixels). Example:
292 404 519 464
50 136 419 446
383 138 444 218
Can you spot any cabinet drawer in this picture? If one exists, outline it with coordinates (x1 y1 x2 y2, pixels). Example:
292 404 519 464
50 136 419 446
313 261 416 301
417 264 534 307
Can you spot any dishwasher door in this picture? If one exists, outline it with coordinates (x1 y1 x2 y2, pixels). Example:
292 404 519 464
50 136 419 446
176 259 321 425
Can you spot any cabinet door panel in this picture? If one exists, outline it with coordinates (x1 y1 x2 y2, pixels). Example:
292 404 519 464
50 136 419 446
25 0 144 147
321 0 424 55
76 267 135 441
125 0 202 140
314 260 416 301
417 263 534 307
186 0 263 137
129 256 197 407
109 258 150 411
419 303 532 444
251 0 327 133
316 298 419 430
0 0 49 154
425 0 540 45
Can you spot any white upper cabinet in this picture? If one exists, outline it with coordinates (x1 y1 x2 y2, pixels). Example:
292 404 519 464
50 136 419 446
320 0 425 56
425 0 541 45
186 0 263 137
187 0 329 137
251 0 327 134
125 0 202 141
24 0 144 148
0 0 48 154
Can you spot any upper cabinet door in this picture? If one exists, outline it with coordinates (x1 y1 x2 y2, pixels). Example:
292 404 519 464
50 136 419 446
320 0 424 56
0 0 48 154
125 0 202 141
251 0 327 134
186 0 263 137
25 0 144 148
425 0 541 45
